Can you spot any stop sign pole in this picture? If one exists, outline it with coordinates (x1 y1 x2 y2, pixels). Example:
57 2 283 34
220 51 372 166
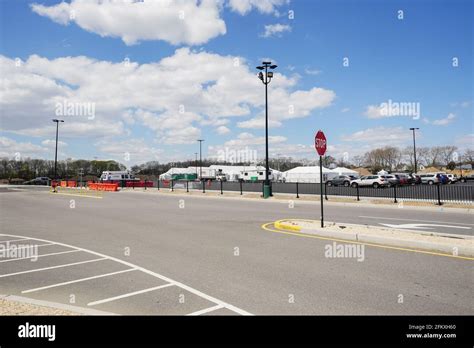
315 130 327 228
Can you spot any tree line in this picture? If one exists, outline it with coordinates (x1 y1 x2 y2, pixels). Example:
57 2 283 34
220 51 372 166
0 146 472 181
0 158 126 181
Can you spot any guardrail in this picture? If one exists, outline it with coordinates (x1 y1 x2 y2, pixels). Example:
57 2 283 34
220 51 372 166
46 179 473 204
151 180 473 205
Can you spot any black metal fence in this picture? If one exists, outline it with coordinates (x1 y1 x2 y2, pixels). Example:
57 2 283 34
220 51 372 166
147 180 473 205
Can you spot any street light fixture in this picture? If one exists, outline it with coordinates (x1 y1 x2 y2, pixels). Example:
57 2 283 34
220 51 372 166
256 61 277 198
52 119 64 180
409 127 419 174
197 139 204 180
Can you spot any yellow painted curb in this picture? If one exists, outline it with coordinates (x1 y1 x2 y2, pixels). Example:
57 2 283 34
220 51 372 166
274 219 302 232
262 222 474 261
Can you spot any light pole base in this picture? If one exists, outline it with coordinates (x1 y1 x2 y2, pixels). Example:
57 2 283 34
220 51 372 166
263 184 271 199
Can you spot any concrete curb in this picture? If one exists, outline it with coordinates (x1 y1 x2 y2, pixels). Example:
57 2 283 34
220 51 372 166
0 294 116 315
275 220 474 258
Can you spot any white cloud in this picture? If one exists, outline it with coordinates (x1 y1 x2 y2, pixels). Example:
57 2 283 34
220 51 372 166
216 126 231 135
450 101 472 108
1 49 335 146
341 126 412 148
225 132 286 147
208 132 287 161
432 113 455 126
341 107 350 113
304 68 321 76
228 0 288 15
31 0 226 46
454 134 474 149
237 118 282 128
261 23 291 38
364 104 385 119
0 136 48 158
94 138 164 166
41 139 67 147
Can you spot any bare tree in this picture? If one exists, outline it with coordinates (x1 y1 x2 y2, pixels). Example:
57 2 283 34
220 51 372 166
439 146 458 166
351 155 364 168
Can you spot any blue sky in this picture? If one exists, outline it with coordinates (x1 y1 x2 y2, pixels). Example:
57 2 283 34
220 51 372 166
0 0 472 165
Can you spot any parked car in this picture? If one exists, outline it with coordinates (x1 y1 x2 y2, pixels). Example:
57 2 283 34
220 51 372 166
350 175 389 188
418 173 439 185
326 175 356 187
446 174 458 183
408 173 422 185
459 174 474 183
392 173 411 185
24 177 51 185
381 175 399 187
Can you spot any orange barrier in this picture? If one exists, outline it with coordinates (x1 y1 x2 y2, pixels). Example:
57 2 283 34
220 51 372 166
88 183 118 191
60 181 77 187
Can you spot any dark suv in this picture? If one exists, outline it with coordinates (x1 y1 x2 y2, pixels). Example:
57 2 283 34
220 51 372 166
24 177 51 185
326 175 356 187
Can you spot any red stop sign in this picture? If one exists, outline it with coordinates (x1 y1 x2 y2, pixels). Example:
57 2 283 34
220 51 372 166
315 130 327 156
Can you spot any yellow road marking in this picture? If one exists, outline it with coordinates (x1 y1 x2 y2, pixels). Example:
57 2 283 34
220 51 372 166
261 222 474 261
49 191 103 199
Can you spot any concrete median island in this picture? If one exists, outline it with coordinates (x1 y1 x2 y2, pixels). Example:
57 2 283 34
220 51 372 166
272 219 474 258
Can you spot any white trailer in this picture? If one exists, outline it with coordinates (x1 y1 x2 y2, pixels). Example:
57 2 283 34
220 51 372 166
240 167 274 182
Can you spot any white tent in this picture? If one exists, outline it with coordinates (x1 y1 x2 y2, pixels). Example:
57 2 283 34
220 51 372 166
332 167 359 177
159 167 194 180
377 169 389 175
282 166 338 183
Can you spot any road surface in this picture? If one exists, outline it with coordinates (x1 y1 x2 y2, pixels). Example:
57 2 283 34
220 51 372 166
0 187 472 315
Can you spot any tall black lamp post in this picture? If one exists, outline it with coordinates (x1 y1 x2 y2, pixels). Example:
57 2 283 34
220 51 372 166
410 127 419 173
256 61 277 198
194 152 198 177
197 139 204 180
52 119 64 179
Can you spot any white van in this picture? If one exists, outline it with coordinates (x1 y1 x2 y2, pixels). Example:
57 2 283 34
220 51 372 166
100 171 137 181
418 173 439 185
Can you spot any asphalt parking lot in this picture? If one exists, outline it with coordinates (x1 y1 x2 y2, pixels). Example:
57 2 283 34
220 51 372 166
0 187 472 315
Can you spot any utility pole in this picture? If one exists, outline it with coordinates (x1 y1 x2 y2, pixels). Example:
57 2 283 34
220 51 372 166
194 152 198 177
410 127 419 173
52 119 64 179
197 139 204 180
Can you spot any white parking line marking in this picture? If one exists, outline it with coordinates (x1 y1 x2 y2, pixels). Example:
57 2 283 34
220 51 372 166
0 258 106 278
359 216 474 227
0 249 80 263
379 223 471 230
187 304 224 316
0 233 252 315
0 238 30 243
2 243 54 251
22 268 137 294
87 283 174 306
